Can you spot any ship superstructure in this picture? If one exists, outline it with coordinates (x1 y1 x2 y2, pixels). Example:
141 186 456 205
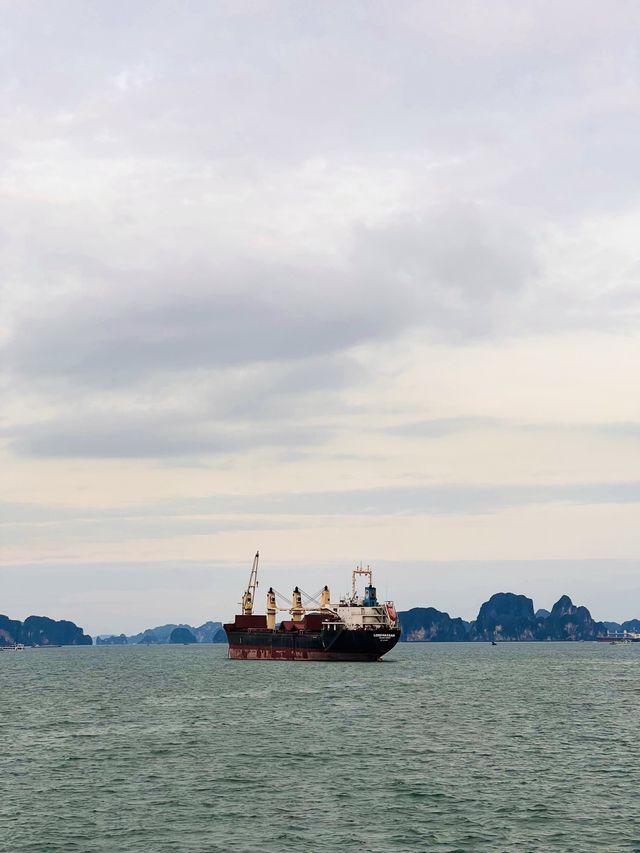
224 553 401 661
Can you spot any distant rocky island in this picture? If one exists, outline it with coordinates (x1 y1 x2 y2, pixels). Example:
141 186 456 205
0 614 92 647
399 592 639 642
96 621 223 645
0 615 223 648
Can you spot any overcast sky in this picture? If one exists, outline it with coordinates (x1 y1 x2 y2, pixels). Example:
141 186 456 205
1 1 639 634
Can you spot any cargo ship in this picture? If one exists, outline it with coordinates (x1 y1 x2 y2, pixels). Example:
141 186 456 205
224 552 401 661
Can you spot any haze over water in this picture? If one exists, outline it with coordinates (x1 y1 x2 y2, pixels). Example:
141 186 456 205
3 644 639 852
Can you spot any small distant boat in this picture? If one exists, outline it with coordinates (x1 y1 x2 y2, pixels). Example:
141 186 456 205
491 640 498 646
0 643 25 651
598 631 640 644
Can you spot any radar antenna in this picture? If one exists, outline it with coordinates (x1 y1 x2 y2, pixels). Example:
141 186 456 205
242 551 260 615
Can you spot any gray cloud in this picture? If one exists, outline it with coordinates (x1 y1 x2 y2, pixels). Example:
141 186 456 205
4 262 398 385
7 408 332 460
4 200 539 396
386 419 640 440
0 2 638 468
3 350 364 458
171 481 640 516
385 417 503 438
3 2 639 174
3 481 639 528
2 1 640 631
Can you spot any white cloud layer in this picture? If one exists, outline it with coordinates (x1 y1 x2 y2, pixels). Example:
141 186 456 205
1 1 639 624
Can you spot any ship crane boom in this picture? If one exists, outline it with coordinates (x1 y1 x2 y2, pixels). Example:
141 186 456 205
242 551 260 615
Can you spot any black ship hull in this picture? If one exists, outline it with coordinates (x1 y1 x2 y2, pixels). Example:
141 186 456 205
224 626 401 661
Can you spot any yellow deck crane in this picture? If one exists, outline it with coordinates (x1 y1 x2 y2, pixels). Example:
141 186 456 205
241 551 260 615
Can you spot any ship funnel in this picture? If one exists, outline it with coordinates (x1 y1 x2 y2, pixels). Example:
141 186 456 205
364 584 378 607
266 587 277 630
291 586 304 622
320 585 331 608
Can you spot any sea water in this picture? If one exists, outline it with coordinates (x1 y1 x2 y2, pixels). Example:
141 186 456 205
1 643 639 852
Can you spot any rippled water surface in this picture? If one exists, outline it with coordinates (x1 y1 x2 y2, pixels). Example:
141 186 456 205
2 643 640 852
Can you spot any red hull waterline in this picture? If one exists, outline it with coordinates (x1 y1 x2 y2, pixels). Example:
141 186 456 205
225 624 401 661
228 645 385 662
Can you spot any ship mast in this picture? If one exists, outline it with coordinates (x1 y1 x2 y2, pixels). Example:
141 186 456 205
352 564 372 599
242 551 260 615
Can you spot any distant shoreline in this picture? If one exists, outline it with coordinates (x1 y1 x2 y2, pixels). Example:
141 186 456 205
4 589 638 648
